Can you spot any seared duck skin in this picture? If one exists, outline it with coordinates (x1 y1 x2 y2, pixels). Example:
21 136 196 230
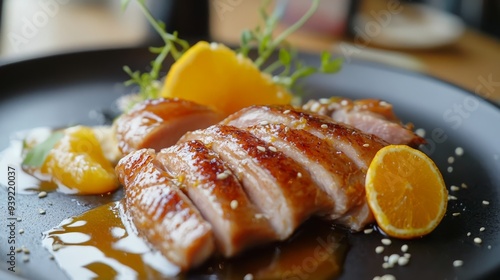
223 106 384 230
302 97 425 146
114 98 224 154
157 140 276 257
245 124 365 221
223 105 387 171
115 149 214 270
244 123 373 230
180 125 334 240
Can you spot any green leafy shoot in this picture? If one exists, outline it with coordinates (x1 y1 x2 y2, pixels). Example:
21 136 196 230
238 0 342 93
22 132 64 168
121 0 190 106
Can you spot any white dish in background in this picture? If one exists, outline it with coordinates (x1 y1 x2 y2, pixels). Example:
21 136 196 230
352 4 465 50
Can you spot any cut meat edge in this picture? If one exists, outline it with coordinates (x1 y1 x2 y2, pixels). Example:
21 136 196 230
157 140 276 257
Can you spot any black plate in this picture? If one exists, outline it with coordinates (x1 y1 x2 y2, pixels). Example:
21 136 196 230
1 48 500 280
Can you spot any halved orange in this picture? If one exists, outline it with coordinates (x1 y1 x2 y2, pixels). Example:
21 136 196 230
161 41 292 116
365 145 448 239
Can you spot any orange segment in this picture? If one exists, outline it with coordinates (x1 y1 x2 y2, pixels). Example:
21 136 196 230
365 145 448 239
42 126 119 194
161 41 292 116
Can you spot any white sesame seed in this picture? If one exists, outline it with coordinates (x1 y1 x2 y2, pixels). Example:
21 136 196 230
297 172 302 178
16 248 22 253
401 244 408 253
243 273 254 280
310 103 321 112
461 183 468 189
388 254 400 265
17 217 22 222
363 143 370 147
455 147 464 156
384 256 389 262
447 166 454 173
474 237 482 244
230 200 239 210
216 172 229 180
450 185 460 191
255 213 264 219
259 121 269 126
480 227 485 232
448 195 458 201
381 238 392 246
380 274 396 280
467 232 471 236
317 98 329 104
375 246 385 254
256 146 266 152
321 124 328 129
23 248 30 254
19 229 24 234
39 209 46 215
340 100 349 106
398 256 409 266
268 146 277 152
415 128 426 137
453 260 464 267
364 228 373 234
38 191 48 198
448 156 455 164
23 256 29 262
283 109 291 114
382 262 392 269
404 253 411 259
452 212 461 216
482 200 490 205
488 245 492 249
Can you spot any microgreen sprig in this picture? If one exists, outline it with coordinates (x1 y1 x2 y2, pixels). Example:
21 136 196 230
238 0 342 93
121 0 189 104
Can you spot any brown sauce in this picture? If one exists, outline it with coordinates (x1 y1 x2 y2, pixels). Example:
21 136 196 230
43 201 348 279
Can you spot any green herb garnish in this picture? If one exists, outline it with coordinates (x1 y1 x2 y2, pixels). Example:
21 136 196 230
22 132 64 167
238 0 342 93
121 0 189 102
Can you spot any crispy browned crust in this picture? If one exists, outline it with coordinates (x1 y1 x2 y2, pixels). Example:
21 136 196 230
114 98 224 154
115 149 214 270
158 140 276 257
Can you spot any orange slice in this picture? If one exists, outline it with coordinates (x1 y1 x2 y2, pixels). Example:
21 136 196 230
365 145 448 239
42 126 119 194
161 41 292 116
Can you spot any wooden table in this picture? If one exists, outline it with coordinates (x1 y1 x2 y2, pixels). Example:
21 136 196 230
210 1 500 104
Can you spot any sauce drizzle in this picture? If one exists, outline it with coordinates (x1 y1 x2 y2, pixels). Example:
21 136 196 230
43 201 348 279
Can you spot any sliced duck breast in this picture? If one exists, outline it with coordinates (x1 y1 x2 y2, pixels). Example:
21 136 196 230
115 149 214 270
180 125 333 240
222 105 387 171
303 98 425 146
157 140 276 257
245 123 365 219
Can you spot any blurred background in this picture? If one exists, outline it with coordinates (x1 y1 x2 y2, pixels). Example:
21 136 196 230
0 0 499 102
